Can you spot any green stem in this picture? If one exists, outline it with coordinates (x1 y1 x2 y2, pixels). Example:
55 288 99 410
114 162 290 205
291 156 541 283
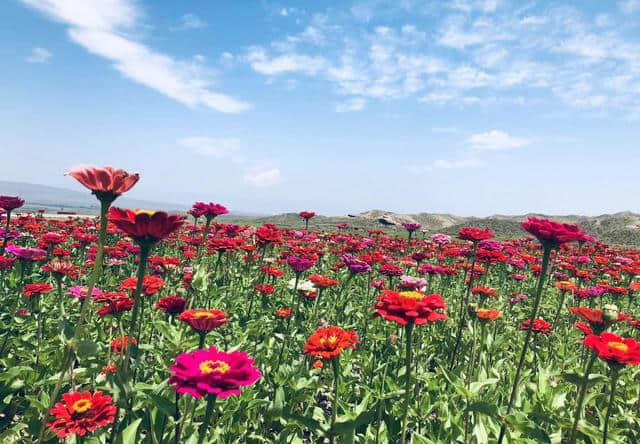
602 368 620 444
37 198 110 443
400 323 414 444
330 357 340 444
498 246 551 444
197 394 217 444
123 243 152 377
568 351 598 444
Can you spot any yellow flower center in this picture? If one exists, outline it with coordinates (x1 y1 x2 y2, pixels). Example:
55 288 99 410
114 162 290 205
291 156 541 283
199 359 230 375
399 291 424 300
607 341 629 353
134 209 157 217
71 399 93 414
193 311 215 319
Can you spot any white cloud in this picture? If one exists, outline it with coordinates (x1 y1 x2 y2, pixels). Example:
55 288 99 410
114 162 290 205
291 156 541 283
620 0 640 14
433 158 483 169
26 47 52 63
244 167 282 187
335 97 366 112
171 13 207 31
467 130 531 150
21 0 249 113
178 137 242 158
246 48 327 75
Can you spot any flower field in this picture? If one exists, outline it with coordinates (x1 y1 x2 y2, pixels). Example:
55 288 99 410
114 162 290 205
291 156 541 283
2 166 640 443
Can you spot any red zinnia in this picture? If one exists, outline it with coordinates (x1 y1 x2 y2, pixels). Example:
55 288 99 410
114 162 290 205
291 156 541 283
521 217 588 248
190 202 228 219
108 208 184 245
303 326 359 360
374 290 447 326
180 309 228 332
156 295 187 314
24 283 54 298
110 336 137 354
458 227 494 242
299 211 316 220
309 274 339 288
46 391 116 438
274 308 292 318
120 275 165 295
583 332 640 367
520 318 551 334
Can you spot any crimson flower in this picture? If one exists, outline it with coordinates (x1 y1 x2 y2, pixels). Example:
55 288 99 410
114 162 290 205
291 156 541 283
0 196 25 211
521 217 588 248
110 336 137 354
46 391 116 438
156 295 186 314
108 208 184 245
190 202 228 219
299 211 316 220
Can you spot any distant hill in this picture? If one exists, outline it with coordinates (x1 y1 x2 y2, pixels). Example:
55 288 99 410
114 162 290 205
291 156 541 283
221 210 640 247
0 181 188 213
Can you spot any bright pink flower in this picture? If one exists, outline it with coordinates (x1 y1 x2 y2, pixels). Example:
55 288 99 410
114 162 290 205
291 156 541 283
169 346 261 399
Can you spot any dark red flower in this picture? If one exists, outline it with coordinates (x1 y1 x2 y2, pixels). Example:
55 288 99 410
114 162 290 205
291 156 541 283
108 208 184 245
110 336 137 354
521 217 588 248
0 196 25 211
156 295 187 314
190 202 228 219
299 211 316 220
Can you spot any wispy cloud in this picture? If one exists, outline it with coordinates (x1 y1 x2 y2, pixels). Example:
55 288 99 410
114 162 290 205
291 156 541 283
178 137 242 158
171 13 207 31
26 46 52 63
467 130 531 150
20 0 249 113
244 167 282 187
409 157 483 173
246 47 327 75
335 97 366 112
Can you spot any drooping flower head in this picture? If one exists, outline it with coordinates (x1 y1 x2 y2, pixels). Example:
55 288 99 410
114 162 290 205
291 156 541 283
108 208 184 246
156 295 187 314
179 309 228 333
584 332 640 368
46 391 116 439
67 165 139 203
304 326 359 360
374 290 447 326
169 346 261 398
521 217 588 249
0 196 25 212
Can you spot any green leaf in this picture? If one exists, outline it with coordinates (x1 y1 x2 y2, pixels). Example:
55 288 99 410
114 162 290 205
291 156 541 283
75 340 98 357
120 417 143 444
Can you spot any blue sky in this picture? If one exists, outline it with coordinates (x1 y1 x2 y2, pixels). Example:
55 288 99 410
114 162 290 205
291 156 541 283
1 0 640 216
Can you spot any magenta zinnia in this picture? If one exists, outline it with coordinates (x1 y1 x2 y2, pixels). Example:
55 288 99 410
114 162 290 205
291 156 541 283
169 346 261 398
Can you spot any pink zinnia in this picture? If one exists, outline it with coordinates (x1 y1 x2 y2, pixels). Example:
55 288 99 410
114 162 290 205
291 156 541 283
169 346 261 399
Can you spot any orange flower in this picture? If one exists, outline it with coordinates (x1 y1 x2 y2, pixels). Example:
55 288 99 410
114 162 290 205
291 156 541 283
304 326 359 360
476 308 501 321
555 280 577 292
